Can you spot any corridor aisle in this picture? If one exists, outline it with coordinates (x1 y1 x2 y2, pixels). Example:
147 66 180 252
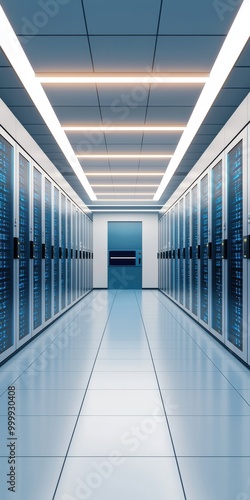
0 290 250 500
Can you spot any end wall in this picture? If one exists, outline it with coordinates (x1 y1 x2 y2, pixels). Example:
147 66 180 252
93 213 158 288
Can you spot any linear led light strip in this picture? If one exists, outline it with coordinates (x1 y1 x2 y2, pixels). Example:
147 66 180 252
91 209 160 212
97 198 153 203
0 6 96 202
85 172 164 176
76 154 173 158
154 0 250 201
95 192 155 195
37 75 209 84
64 126 185 132
91 184 158 187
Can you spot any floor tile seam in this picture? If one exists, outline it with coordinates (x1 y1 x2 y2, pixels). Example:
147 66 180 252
0 291 104 396
151 290 250 403
2 454 250 458
134 291 187 500
51 290 118 500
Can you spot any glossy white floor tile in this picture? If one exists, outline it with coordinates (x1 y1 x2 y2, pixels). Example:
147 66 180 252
0 289 249 500
68 415 174 457
54 457 185 500
80 389 164 416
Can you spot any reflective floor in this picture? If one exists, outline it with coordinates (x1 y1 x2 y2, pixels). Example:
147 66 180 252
0 290 250 500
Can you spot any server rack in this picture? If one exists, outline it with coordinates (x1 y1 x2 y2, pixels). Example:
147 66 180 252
61 193 66 311
0 132 15 362
17 150 31 347
191 184 198 318
199 172 209 327
66 198 72 307
185 191 191 312
0 126 93 364
44 176 52 325
158 126 249 366
33 165 43 333
53 186 60 317
174 203 179 303
166 212 170 295
210 158 224 340
224 133 248 362
179 198 184 306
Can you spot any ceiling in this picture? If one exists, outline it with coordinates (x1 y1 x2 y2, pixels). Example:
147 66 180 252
0 0 249 214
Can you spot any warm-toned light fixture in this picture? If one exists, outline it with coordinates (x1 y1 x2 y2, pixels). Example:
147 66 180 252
64 126 185 132
37 75 209 84
95 192 155 196
76 154 173 159
85 172 164 176
91 184 158 187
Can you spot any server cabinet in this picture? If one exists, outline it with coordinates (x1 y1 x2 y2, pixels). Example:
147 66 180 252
210 159 224 340
76 209 80 299
199 173 209 327
53 186 60 316
89 217 93 291
158 218 162 291
72 205 77 302
174 204 179 302
166 212 170 295
191 184 198 318
0 127 93 364
44 177 52 324
170 208 175 298
179 198 184 306
61 193 66 310
86 217 90 293
18 151 31 346
185 191 191 311
0 133 15 362
33 166 43 332
162 215 166 293
66 198 72 307
225 134 248 361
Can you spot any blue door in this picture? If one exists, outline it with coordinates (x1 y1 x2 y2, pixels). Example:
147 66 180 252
108 222 142 289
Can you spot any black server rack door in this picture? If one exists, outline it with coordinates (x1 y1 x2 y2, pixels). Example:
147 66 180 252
179 198 184 305
170 210 175 298
185 192 191 310
211 161 223 334
0 135 14 354
67 200 71 306
166 214 169 294
33 167 42 330
45 178 52 322
19 154 30 339
61 194 66 310
191 185 198 316
227 141 243 351
72 207 77 302
54 187 60 315
200 175 209 324
76 211 80 299
174 206 179 301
